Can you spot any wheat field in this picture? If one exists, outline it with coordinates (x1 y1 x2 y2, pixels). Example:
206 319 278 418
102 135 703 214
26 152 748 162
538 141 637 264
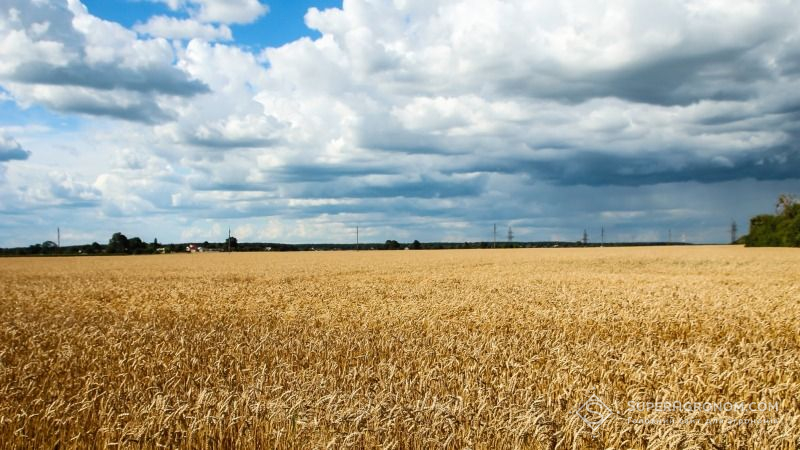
0 246 798 449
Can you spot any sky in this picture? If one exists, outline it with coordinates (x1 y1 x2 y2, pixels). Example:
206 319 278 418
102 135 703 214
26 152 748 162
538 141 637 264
0 0 798 246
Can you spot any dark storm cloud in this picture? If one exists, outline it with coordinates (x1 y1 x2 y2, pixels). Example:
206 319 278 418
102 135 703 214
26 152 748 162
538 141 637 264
528 148 800 187
444 143 800 188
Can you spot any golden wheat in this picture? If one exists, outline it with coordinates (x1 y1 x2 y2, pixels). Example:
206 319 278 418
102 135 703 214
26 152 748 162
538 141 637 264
1 246 798 449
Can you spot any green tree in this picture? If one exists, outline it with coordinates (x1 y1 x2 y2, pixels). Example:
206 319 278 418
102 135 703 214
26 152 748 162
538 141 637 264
107 232 129 254
776 193 798 215
41 241 58 254
384 240 401 250
225 236 238 251
745 194 800 247
128 237 146 254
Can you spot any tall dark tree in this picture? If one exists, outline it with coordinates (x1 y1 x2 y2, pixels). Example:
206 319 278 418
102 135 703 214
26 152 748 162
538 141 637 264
128 237 146 253
41 241 58 254
107 232 129 254
225 236 238 250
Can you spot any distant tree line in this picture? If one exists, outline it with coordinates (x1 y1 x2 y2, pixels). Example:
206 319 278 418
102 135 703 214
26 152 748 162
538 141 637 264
743 194 800 247
2 231 697 257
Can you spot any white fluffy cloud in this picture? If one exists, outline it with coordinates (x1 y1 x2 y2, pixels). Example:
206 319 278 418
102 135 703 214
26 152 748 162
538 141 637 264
0 0 207 121
134 16 232 41
159 0 269 24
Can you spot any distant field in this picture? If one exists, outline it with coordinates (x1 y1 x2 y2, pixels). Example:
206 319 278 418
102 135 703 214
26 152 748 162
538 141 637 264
1 247 798 449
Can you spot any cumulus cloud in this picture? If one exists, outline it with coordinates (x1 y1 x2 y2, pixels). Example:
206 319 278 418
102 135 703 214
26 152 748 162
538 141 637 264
1 166 100 211
284 0 799 185
158 0 269 25
134 16 232 41
155 39 277 148
0 0 208 121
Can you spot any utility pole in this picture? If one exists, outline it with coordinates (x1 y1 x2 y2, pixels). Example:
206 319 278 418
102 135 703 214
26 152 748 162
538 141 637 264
57 227 60 248
582 229 588 245
601 226 604 247
228 228 231 252
493 223 496 248
356 225 359 251
507 226 513 243
730 220 737 244
668 229 672 244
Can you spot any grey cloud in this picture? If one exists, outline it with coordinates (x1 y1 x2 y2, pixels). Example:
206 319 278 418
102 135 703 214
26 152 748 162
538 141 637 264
270 173 488 201
356 118 473 156
0 134 30 162
184 135 275 149
490 47 768 107
444 143 800 187
11 62 209 97
48 96 172 123
0 148 29 162
331 175 487 199
3 0 84 47
529 148 800 187
269 164 398 183
188 167 485 199
597 48 761 106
